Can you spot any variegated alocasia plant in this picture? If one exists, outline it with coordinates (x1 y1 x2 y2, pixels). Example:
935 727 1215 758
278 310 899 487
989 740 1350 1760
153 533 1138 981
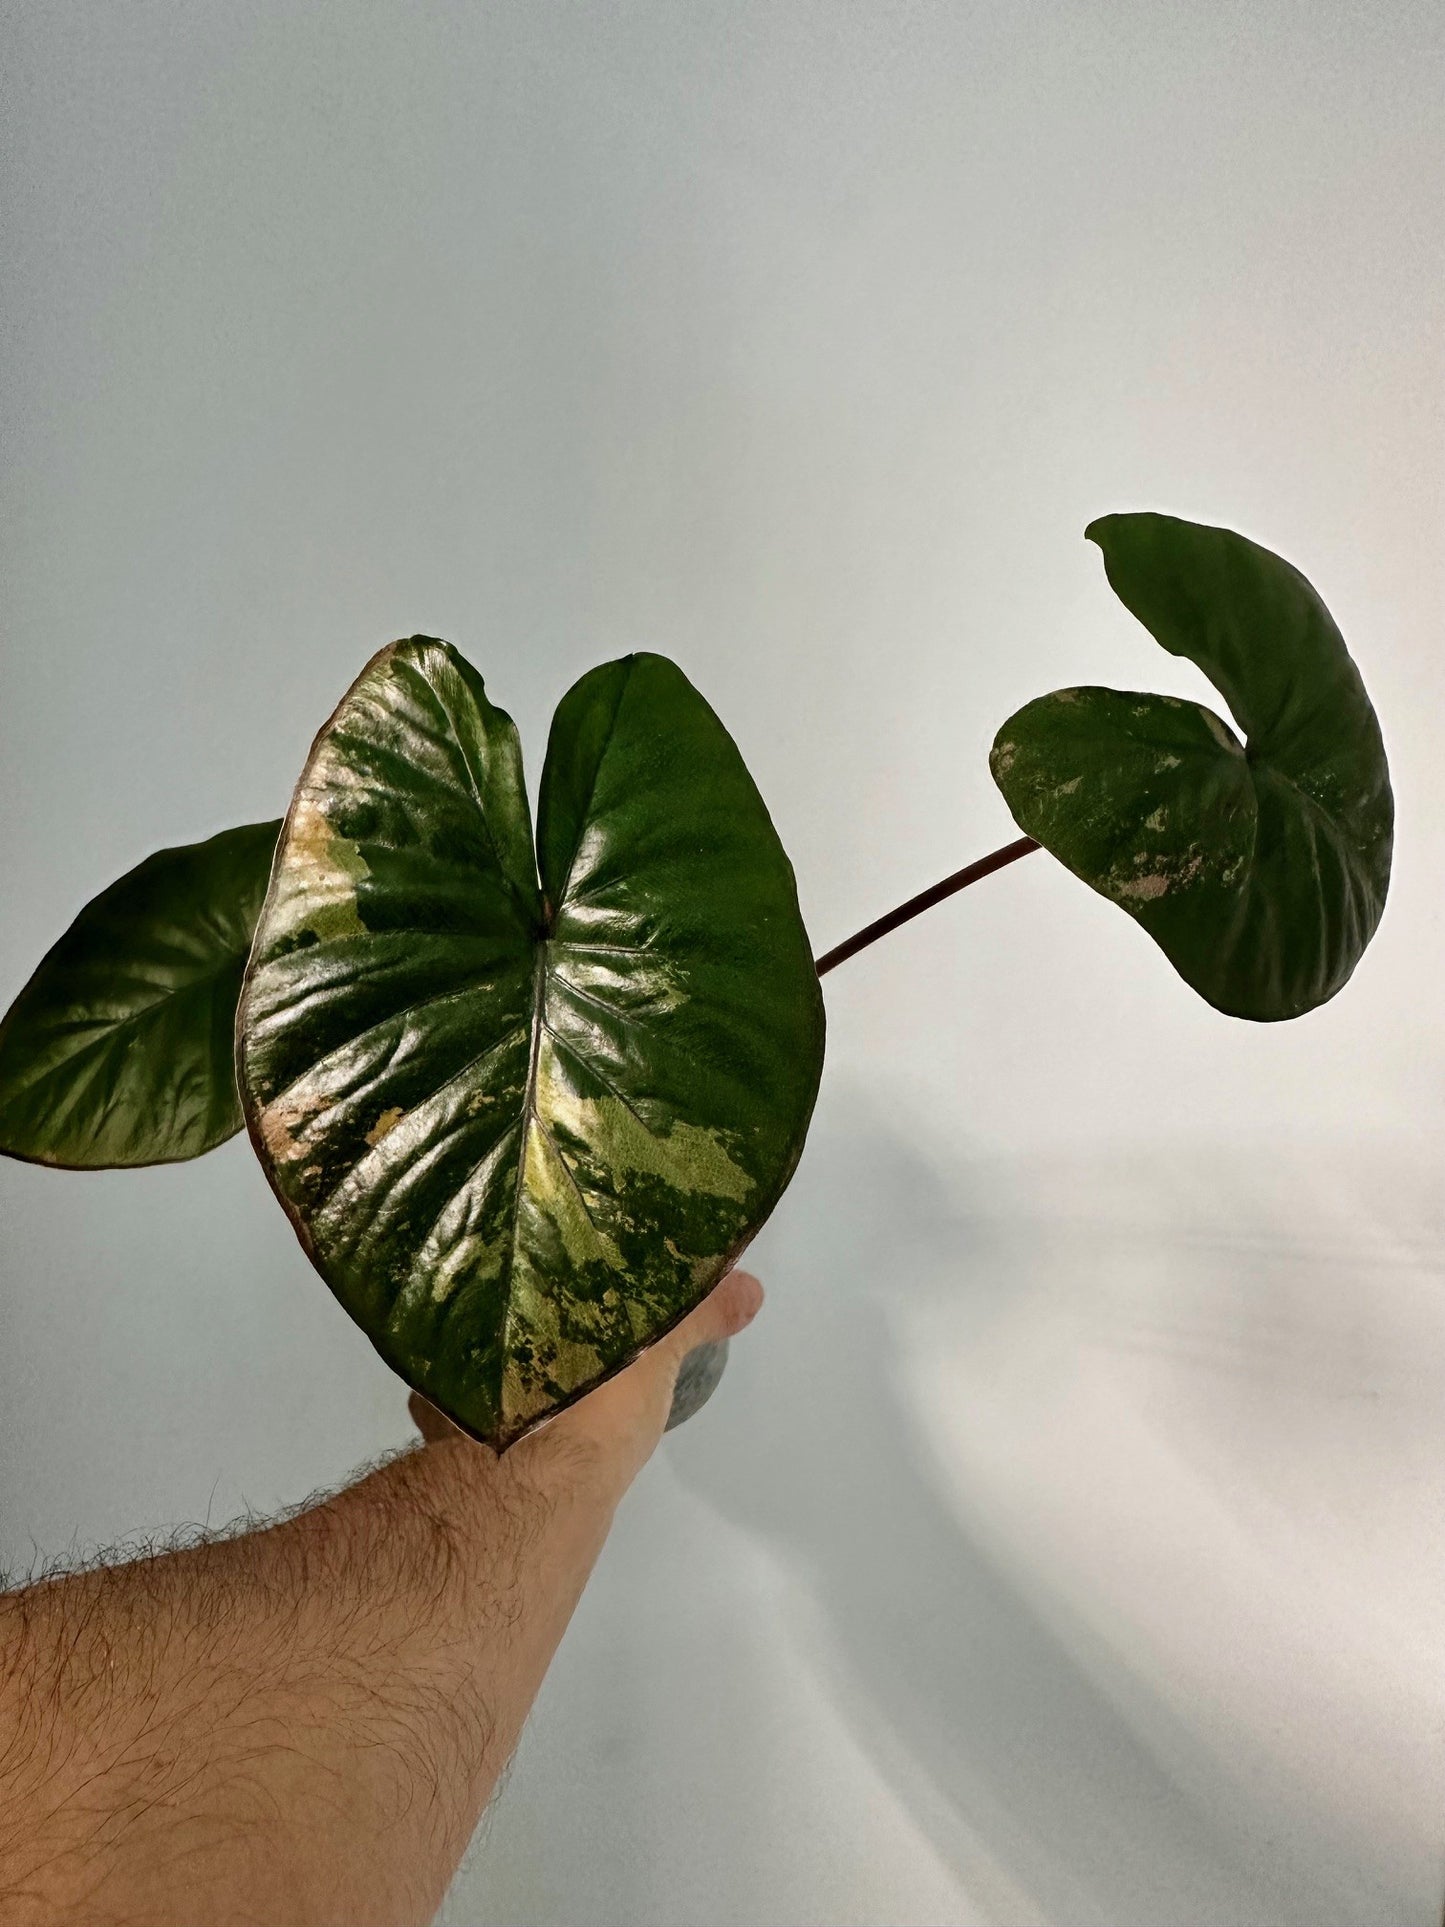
0 512 1394 1448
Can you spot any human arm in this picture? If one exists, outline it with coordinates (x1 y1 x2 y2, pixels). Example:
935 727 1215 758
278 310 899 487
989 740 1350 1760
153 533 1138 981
0 1269 763 1927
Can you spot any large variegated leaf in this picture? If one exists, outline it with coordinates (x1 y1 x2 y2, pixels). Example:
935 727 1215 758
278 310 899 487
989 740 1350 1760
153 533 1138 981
990 513 1392 1020
0 822 281 1167
238 639 824 1448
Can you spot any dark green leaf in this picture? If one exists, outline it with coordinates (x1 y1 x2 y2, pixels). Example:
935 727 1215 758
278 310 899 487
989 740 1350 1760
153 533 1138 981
990 512 1392 1019
0 821 281 1167
238 639 824 1448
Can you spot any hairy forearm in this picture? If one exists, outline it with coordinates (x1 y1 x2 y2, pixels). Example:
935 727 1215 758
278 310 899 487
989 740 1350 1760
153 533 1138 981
0 1430 625 1927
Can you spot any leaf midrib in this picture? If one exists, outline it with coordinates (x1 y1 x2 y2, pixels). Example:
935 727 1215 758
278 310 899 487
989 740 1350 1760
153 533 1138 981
494 938 553 1413
489 662 642 1416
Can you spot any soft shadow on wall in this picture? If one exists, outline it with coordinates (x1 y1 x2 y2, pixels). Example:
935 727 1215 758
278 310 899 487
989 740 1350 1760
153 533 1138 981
664 1085 1440 1927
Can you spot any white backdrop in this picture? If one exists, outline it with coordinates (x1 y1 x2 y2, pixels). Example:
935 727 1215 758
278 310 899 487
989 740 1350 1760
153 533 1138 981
2 5 1442 1922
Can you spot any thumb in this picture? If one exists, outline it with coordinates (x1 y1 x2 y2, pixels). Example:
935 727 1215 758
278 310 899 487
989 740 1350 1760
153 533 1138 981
658 1267 764 1373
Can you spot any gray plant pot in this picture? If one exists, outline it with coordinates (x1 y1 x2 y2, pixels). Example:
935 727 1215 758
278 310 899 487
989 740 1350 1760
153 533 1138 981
665 1338 729 1430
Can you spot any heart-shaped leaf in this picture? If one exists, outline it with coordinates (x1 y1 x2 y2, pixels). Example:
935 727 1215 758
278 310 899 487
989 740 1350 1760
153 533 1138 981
990 512 1392 1020
0 821 281 1167
237 638 824 1448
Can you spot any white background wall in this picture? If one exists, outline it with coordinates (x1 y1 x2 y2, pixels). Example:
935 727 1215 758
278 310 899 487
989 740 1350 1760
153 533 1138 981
2 5 1442 1922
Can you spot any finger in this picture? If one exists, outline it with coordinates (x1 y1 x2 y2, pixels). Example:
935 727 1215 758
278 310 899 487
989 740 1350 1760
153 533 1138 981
657 1268 764 1370
409 1389 465 1444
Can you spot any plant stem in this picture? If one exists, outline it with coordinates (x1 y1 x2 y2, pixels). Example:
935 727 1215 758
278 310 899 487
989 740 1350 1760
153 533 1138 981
814 835 1040 978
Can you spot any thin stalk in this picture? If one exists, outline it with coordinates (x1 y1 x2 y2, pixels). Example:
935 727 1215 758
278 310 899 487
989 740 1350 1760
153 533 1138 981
815 835 1040 978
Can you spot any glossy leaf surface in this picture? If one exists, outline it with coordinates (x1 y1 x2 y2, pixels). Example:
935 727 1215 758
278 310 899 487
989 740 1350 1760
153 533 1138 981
990 513 1392 1019
238 639 824 1447
0 821 281 1167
